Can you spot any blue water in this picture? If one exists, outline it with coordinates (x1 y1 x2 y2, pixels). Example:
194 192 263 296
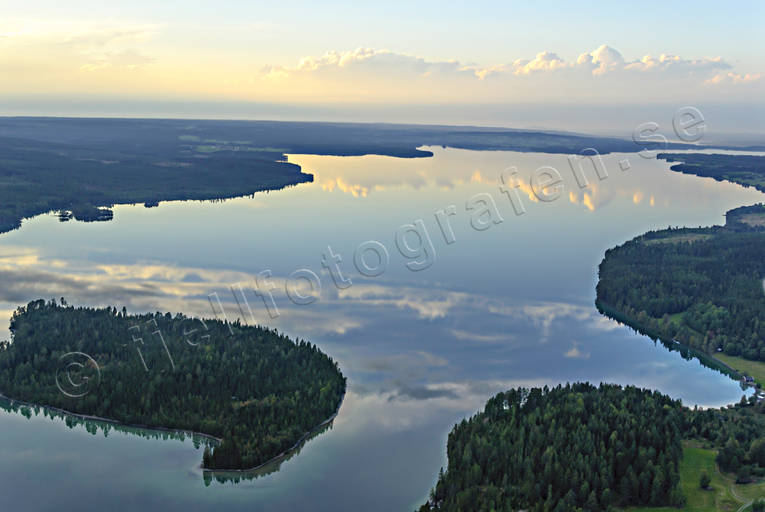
0 148 762 510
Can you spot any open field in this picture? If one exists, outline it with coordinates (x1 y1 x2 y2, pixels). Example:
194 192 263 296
628 442 765 512
715 353 765 388
740 213 765 228
643 233 714 245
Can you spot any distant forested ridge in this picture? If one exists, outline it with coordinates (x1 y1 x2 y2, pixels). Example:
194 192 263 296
596 203 765 362
659 152 765 192
0 117 712 236
419 384 765 512
0 299 346 470
0 134 312 235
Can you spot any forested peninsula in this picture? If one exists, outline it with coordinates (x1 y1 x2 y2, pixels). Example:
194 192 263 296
596 203 765 365
418 384 765 512
0 299 346 470
659 153 765 193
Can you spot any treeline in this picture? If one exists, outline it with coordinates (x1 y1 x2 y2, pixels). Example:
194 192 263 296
726 203 765 230
686 398 765 483
419 383 687 512
658 153 765 193
596 213 765 361
0 299 345 470
419 384 765 512
0 134 311 235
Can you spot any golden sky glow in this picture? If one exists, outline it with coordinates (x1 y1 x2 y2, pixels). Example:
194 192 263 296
1 16 762 105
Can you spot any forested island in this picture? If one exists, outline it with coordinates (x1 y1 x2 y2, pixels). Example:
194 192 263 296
419 384 765 512
0 299 346 470
596 203 765 369
0 117 713 236
659 153 765 192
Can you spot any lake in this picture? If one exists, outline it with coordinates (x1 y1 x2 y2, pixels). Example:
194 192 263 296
0 147 762 511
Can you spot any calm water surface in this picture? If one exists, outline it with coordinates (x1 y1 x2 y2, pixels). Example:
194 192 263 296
0 148 763 510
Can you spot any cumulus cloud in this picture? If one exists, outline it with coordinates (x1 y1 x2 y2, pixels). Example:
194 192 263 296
704 71 762 85
575 45 627 75
265 47 464 80
257 44 754 104
514 51 567 75
277 44 736 81
625 53 729 74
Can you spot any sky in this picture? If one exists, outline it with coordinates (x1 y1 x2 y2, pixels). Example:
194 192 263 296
1 1 763 134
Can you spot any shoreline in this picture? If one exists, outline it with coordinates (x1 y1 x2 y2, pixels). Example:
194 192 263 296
0 392 223 443
203 390 346 475
0 388 346 473
595 299 759 396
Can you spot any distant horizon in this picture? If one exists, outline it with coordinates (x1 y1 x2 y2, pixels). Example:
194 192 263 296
2 100 764 145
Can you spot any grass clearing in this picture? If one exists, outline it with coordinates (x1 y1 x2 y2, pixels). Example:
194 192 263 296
715 353 765 388
740 213 765 228
644 234 714 245
628 442 765 512
628 442 737 511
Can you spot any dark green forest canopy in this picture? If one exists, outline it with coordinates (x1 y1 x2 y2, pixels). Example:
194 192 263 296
419 384 765 512
596 203 765 362
0 299 346 470
420 384 688 511
658 152 765 192
0 116 712 236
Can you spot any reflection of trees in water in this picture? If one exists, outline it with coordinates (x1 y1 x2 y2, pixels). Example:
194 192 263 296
203 419 335 486
596 301 751 391
0 396 216 450
0 396 336 485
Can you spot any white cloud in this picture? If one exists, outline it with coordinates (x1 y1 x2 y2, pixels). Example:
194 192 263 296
624 53 730 75
269 44 741 83
704 71 762 85
576 45 626 75
293 47 461 77
249 44 759 104
513 51 567 75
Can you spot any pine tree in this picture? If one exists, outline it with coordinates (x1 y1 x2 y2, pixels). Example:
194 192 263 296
699 470 711 489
